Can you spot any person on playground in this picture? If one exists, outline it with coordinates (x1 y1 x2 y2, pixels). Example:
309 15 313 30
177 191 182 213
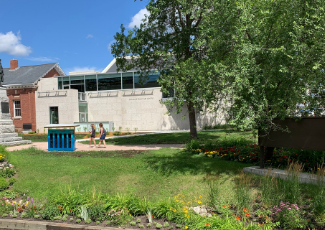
88 124 97 148
97 123 107 148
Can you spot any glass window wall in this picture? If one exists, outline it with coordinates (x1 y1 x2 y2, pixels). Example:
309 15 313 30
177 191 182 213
122 72 133 89
98 74 121 91
58 71 160 92
58 77 63 89
85 75 97 91
134 72 160 88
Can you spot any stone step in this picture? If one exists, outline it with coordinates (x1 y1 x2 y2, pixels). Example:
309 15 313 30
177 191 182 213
0 125 15 133
1 140 31 146
2 137 25 142
1 133 18 138
0 121 14 126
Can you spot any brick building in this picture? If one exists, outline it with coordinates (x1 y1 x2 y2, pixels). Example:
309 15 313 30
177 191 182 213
3 60 65 132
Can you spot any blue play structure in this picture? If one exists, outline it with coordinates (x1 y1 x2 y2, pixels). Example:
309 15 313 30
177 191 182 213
45 124 79 151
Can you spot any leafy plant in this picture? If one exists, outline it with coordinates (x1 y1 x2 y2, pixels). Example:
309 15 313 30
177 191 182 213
0 177 9 191
113 131 121 136
69 217 74 222
130 221 136 226
147 209 153 223
147 223 151 227
163 222 170 227
96 220 100 225
80 206 88 221
0 168 15 178
138 224 144 228
2 213 8 217
42 205 60 220
62 216 67 221
88 204 106 221
76 218 81 223
156 223 162 229
85 219 92 224
136 218 141 223
8 177 16 186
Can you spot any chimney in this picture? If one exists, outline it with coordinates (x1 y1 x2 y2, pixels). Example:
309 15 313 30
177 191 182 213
10 59 18 70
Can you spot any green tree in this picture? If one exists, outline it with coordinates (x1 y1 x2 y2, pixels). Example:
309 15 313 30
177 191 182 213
111 0 226 139
199 0 325 166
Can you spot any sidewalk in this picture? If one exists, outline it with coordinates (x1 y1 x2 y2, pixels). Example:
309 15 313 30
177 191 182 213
6 141 184 152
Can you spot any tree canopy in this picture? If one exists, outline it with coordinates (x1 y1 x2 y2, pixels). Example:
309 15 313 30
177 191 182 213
199 0 325 133
111 0 229 139
112 0 325 138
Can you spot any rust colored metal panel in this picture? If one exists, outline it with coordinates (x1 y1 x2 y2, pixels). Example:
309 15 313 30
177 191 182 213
259 117 325 151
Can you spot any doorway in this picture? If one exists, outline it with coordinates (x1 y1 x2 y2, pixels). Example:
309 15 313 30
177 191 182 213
50 107 59 124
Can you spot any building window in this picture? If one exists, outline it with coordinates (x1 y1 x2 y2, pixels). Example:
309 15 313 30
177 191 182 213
14 101 21 117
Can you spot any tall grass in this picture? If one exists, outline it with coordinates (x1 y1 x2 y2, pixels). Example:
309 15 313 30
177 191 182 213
234 172 252 213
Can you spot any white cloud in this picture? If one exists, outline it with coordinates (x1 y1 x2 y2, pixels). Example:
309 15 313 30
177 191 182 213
0 31 31 56
128 8 150 28
107 40 115 54
66 66 102 73
27 57 59 62
86 34 94 39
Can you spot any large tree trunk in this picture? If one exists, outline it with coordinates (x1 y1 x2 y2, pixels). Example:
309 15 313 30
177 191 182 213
187 101 198 139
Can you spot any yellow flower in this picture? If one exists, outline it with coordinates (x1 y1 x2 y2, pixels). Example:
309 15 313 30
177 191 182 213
198 200 202 204
199 195 202 199
185 226 188 229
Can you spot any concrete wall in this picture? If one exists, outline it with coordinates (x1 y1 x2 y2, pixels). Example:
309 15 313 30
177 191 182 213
37 78 58 91
35 78 227 132
86 88 227 131
35 89 79 133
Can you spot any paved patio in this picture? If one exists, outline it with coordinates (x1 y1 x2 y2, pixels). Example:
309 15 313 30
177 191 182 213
6 142 184 152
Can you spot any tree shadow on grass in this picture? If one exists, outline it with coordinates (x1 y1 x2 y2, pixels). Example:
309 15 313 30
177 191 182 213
143 150 253 177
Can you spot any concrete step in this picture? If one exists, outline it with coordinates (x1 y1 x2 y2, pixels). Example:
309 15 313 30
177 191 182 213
1 140 31 146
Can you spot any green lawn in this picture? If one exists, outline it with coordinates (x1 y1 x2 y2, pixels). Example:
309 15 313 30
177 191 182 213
81 130 256 145
9 147 253 203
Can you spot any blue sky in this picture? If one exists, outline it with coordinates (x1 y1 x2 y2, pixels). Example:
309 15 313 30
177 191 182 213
0 0 149 74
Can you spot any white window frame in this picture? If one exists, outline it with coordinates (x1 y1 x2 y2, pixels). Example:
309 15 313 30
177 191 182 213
13 100 21 117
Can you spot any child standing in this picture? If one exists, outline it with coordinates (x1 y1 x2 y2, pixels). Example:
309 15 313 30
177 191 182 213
88 124 97 147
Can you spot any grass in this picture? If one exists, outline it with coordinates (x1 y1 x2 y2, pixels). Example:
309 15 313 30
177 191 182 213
80 130 256 145
9 147 253 203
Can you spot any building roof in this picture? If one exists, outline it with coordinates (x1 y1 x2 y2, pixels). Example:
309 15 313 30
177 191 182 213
3 63 65 86
102 58 138 73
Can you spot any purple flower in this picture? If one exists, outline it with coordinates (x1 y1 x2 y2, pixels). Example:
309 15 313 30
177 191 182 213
31 198 33 203
283 214 286 217
27 196 29 201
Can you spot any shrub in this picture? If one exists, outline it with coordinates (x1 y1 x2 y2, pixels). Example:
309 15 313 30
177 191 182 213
272 201 306 229
113 131 121 136
185 139 201 153
8 177 16 185
42 205 60 220
76 219 81 223
88 204 106 221
0 177 9 191
85 219 92 224
0 168 15 178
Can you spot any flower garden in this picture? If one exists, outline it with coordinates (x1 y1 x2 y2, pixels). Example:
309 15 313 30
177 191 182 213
1 131 325 229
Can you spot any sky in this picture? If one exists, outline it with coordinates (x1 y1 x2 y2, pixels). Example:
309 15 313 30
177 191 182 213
0 0 149 74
